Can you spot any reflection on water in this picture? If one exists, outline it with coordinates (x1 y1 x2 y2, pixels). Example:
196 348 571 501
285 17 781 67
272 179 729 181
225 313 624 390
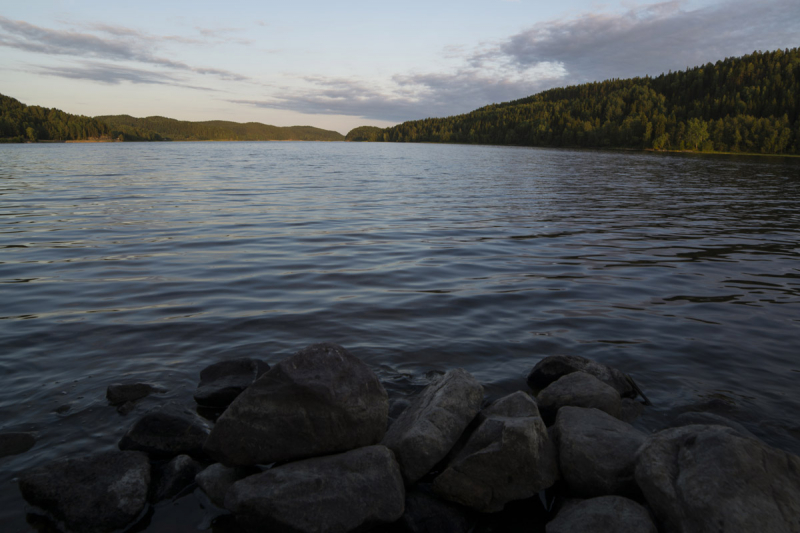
1 142 799 531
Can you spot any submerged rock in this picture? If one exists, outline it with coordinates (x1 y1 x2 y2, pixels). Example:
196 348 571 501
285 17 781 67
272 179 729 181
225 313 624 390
196 463 260 509
106 382 161 405
433 391 559 512
546 496 657 533
205 343 388 466
119 403 210 459
0 432 36 458
554 407 645 497
526 355 635 397
665 411 756 439
194 358 270 408
636 424 800 533
537 371 622 423
382 368 483 484
224 445 405 533
153 454 203 502
19 450 150 533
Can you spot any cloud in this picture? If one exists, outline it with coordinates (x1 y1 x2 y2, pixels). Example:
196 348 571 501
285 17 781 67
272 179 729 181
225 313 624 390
232 0 799 123
230 65 564 122
0 16 248 81
495 0 800 82
33 61 217 91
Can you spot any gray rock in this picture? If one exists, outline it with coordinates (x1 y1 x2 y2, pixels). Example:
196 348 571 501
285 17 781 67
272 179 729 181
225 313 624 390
620 398 645 423
635 424 800 533
106 382 161 405
554 406 645 497
225 445 405 533
666 411 756 439
546 496 657 533
153 454 203 502
382 368 483 484
527 355 635 397
196 463 260 509
0 432 35 458
433 391 559 512
403 489 471 533
194 358 270 408
537 371 622 423
119 403 210 459
205 343 388 466
19 450 150 533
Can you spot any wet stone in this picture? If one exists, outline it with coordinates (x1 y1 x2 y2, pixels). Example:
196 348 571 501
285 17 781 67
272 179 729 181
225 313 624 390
194 358 270 408
0 432 36 458
106 382 161 406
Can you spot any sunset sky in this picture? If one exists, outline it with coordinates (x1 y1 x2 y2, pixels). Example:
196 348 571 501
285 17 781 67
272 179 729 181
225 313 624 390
1 0 797 133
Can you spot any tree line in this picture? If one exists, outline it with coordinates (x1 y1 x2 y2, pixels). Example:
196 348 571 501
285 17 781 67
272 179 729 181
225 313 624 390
0 93 111 142
346 48 800 155
0 94 345 143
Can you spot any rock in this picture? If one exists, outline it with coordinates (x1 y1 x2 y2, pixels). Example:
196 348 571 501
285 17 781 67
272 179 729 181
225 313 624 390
119 403 210 459
546 496 657 533
554 406 645 497
106 382 161 405
666 411 756 439
194 358 270 408
117 401 136 415
403 489 472 533
635 424 800 533
19 450 150 533
153 454 203 502
536 371 622 423
433 391 559 512
620 398 645 423
382 368 483 484
205 343 388 465
196 463 260 509
0 432 35 458
225 445 405 533
526 355 635 397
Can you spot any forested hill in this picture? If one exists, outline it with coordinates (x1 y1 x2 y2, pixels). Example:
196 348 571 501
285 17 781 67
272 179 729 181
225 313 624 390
347 48 800 155
95 115 344 142
1 93 112 142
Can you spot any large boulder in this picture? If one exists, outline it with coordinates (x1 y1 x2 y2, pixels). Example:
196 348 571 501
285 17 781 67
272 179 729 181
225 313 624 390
536 371 621 423
554 406 645 498
382 368 483 484
527 355 635 397
546 496 657 533
225 445 405 533
152 454 203 502
433 391 560 512
0 432 35 458
205 343 388 465
196 463 260 508
194 358 270 408
19 451 150 533
118 403 210 459
635 425 800 533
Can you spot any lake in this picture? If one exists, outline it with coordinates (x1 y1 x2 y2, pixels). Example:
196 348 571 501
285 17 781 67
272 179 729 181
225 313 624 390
1 141 799 531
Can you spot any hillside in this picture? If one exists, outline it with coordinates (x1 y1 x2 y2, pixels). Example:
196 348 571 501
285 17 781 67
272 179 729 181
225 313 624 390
347 48 800 155
95 115 345 142
0 93 112 142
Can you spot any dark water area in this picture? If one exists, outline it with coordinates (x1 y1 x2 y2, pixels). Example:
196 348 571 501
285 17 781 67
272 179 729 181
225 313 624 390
1 141 799 531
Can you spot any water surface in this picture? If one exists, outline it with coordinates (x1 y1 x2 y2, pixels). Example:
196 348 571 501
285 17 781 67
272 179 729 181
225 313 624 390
1 142 799 531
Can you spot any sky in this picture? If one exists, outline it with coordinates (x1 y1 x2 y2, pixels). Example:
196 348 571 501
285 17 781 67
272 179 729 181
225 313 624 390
1 0 798 134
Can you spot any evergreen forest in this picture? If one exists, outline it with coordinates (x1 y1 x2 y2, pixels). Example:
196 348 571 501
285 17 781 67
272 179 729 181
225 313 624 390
0 94 344 143
346 48 800 155
0 93 111 142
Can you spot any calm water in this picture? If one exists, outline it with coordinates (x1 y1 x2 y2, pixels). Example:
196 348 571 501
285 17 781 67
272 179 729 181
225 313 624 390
1 142 799 530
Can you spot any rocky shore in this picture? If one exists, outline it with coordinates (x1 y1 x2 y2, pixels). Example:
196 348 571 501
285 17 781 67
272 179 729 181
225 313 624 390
6 343 800 532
